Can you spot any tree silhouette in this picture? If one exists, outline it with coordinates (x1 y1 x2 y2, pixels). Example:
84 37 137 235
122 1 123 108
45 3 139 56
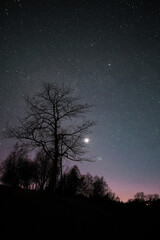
4 82 95 192
0 143 30 188
81 173 94 198
93 176 108 198
146 194 159 202
18 158 33 189
63 165 83 196
134 192 146 202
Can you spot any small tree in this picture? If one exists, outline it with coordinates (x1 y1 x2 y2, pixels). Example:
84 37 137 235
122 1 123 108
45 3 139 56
93 176 108 198
4 82 95 192
134 192 146 202
63 165 82 196
0 143 29 187
105 190 120 202
18 159 35 189
81 173 94 198
146 194 159 202
0 154 19 187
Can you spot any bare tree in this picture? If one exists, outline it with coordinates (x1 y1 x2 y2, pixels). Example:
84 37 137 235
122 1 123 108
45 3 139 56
145 194 159 202
4 82 95 192
134 192 146 202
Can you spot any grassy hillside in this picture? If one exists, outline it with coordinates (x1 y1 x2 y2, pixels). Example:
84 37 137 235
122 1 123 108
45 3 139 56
0 185 159 238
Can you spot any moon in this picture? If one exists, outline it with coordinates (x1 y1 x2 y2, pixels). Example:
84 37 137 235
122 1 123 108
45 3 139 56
84 137 90 143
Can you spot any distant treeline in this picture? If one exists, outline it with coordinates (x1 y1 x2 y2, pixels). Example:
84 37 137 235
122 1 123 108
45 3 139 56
0 143 120 201
0 143 159 203
128 192 160 204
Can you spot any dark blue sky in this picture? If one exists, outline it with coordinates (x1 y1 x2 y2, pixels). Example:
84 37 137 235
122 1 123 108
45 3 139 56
1 0 160 201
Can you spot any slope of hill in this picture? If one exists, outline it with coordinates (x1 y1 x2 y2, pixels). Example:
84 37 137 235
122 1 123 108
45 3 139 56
0 185 159 238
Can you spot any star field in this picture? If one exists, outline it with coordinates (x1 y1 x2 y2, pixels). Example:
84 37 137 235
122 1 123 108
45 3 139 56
1 0 160 201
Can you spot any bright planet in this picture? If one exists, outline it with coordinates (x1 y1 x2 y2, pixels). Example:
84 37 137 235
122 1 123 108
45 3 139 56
84 138 90 144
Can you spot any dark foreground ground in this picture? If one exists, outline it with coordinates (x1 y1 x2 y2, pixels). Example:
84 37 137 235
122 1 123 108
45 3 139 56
0 185 159 239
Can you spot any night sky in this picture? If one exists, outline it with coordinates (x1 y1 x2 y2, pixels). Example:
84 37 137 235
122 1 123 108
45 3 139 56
1 0 160 202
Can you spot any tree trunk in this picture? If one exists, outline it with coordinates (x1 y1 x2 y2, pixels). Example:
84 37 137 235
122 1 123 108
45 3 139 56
49 120 59 194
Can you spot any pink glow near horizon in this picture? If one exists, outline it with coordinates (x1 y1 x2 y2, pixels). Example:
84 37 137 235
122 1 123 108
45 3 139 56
110 180 160 202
